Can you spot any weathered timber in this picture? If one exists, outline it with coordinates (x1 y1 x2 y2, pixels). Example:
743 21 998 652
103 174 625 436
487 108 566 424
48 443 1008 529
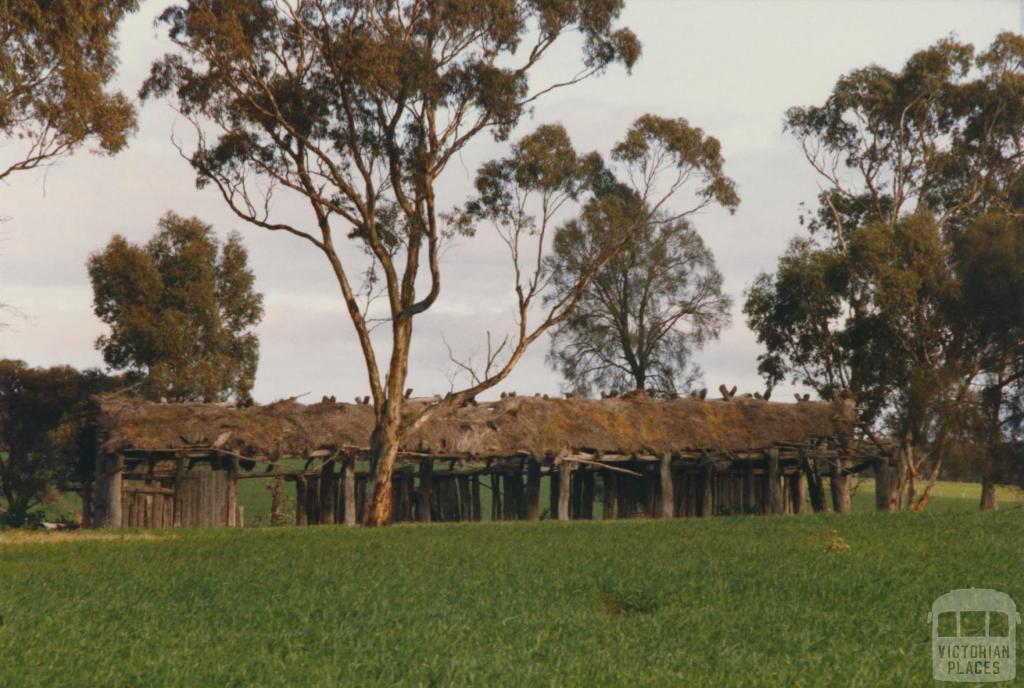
491 473 502 521
558 461 573 521
603 472 616 520
830 458 851 513
659 454 674 518
319 460 336 525
767 448 783 515
699 464 713 517
471 475 482 521
526 460 541 521
295 476 308 527
417 460 433 524
344 456 357 526
457 475 471 521
580 469 595 520
95 454 124 528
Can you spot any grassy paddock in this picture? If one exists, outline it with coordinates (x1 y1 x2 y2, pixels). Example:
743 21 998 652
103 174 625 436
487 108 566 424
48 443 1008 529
1 508 1021 687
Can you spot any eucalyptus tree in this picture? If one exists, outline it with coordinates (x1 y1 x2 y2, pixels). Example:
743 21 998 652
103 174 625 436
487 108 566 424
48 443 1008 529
143 1 736 524
0 360 123 526
88 212 264 403
0 0 138 181
955 212 1024 509
545 211 732 397
746 34 1024 510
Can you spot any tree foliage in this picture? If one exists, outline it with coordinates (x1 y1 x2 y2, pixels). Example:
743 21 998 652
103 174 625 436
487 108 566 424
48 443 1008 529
0 360 123 525
88 212 264 403
141 0 704 525
746 34 1024 509
546 211 731 396
0 0 138 181
460 116 736 394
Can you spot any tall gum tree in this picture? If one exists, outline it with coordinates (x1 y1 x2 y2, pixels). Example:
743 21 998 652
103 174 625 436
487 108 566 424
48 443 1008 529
142 0 734 525
746 34 1024 510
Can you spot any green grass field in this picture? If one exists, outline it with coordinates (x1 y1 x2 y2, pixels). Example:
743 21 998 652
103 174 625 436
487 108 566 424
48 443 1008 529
1 501 1022 686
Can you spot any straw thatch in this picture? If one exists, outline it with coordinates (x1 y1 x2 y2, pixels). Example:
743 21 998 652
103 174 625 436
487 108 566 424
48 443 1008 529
93 394 856 460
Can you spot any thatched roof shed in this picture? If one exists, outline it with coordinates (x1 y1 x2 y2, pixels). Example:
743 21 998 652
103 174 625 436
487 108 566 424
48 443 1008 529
93 394 856 460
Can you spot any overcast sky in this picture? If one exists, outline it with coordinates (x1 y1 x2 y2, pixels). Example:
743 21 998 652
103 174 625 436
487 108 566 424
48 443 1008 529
0 0 1019 403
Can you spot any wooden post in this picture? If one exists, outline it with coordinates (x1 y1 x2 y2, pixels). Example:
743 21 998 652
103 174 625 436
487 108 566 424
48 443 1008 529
502 474 516 520
788 473 805 514
659 454 675 518
457 475 471 522
767 448 783 514
549 464 559 520
557 461 573 521
269 476 284 526
830 458 851 513
580 469 595 520
569 469 581 519
802 453 827 513
602 472 616 520
95 454 124 528
742 462 756 513
320 460 336 525
417 460 433 523
491 473 502 521
343 456 357 526
446 477 461 521
471 475 482 521
699 464 713 517
617 472 631 518
226 457 239 527
356 475 367 524
642 468 657 518
172 456 185 527
295 476 308 526
526 460 541 521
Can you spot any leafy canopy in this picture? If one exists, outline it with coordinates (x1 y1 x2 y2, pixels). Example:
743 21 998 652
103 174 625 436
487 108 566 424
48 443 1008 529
0 0 139 181
546 211 731 396
0 360 123 525
88 212 264 403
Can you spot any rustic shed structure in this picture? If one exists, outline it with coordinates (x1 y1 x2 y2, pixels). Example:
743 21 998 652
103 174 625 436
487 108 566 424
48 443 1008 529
85 394 879 528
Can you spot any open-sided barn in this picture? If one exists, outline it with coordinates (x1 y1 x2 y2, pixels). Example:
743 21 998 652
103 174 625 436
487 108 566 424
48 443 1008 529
84 394 881 528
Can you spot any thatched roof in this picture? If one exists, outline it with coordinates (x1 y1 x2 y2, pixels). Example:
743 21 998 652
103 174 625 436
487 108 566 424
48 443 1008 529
93 395 856 460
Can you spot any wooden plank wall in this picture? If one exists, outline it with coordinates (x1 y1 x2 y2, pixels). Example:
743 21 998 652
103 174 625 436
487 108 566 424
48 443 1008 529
96 450 854 529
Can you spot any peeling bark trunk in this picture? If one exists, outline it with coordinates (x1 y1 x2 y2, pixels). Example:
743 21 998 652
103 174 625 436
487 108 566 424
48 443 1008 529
911 457 943 512
365 416 401 526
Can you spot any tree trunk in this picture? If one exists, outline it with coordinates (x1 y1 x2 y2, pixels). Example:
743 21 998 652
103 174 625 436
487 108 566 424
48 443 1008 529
980 477 998 512
365 407 402 526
